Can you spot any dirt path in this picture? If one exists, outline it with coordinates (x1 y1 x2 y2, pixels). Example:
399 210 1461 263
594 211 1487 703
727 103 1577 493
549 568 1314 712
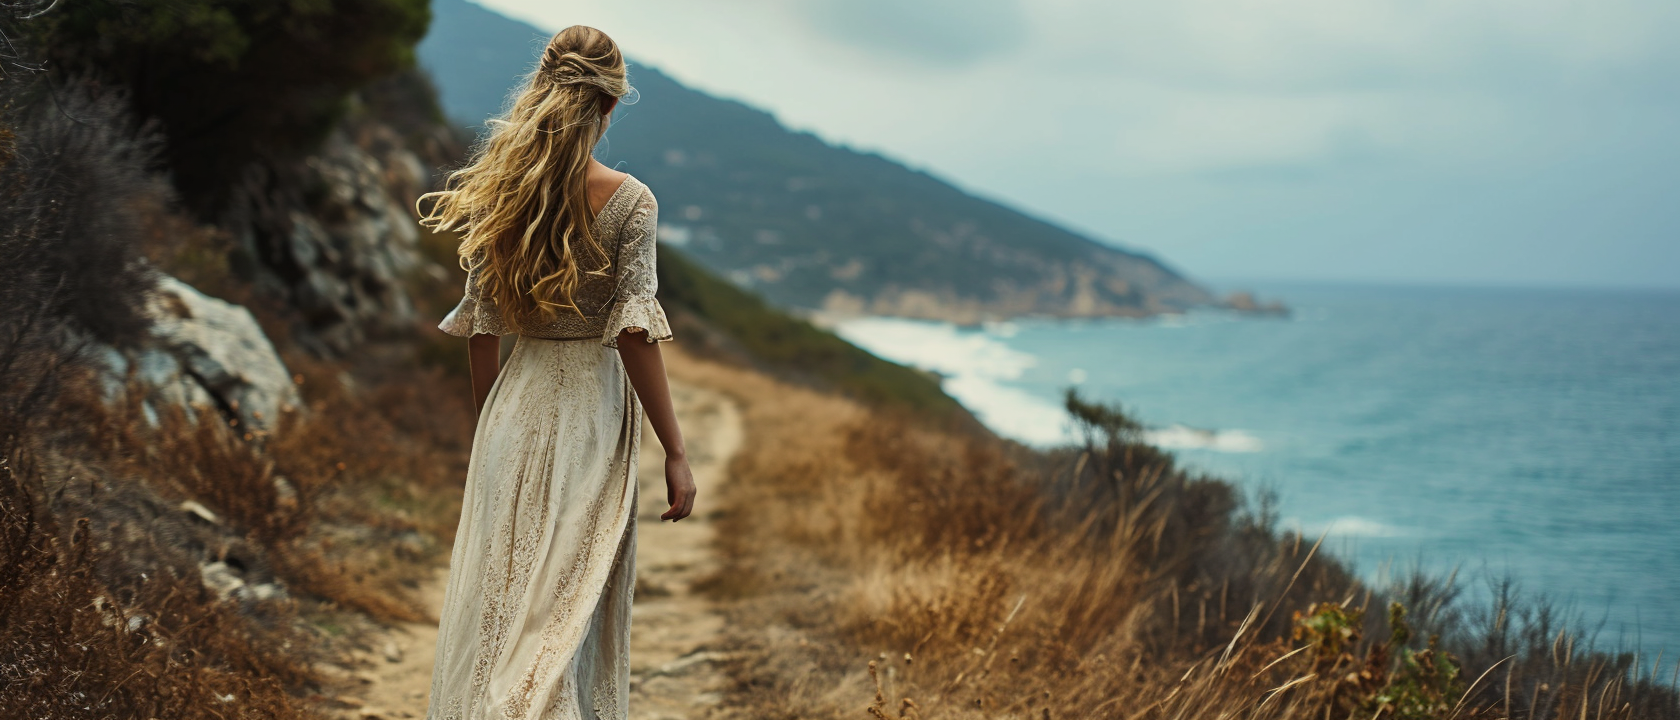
335 380 742 720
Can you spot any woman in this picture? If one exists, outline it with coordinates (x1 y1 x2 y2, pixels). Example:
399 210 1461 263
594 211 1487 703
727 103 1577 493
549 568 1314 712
418 25 696 720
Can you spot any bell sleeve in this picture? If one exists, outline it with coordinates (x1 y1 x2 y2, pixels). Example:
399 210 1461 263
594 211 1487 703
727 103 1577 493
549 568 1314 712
601 189 674 348
439 257 512 337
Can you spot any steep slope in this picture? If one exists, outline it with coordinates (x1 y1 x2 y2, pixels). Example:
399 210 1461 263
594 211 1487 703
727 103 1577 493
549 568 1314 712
418 0 1216 323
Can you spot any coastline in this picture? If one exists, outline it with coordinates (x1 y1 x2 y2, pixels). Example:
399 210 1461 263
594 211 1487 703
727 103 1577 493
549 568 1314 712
808 289 1289 330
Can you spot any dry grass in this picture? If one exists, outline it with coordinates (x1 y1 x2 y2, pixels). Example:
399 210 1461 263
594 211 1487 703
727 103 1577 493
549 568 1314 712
52 349 474 624
668 350 1680 720
0 336 477 717
0 436 321 718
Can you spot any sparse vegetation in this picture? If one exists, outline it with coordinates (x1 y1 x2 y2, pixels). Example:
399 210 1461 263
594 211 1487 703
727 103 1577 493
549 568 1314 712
0 443 321 719
1 317 477 719
0 351 477 718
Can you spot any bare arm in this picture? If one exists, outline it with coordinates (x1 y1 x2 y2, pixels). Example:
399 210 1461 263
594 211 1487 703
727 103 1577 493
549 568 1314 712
616 330 696 521
468 333 501 414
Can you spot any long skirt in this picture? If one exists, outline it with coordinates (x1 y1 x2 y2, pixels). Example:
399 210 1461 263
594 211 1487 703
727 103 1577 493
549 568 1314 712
427 336 639 720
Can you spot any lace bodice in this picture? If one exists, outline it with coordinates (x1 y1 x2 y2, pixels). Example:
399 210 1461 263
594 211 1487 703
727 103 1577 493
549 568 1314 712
439 175 673 347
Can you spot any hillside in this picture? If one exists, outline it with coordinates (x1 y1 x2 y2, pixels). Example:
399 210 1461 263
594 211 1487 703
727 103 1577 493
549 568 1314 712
418 0 1216 324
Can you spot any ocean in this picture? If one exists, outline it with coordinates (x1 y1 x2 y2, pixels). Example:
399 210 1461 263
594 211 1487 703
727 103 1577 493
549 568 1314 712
833 282 1680 653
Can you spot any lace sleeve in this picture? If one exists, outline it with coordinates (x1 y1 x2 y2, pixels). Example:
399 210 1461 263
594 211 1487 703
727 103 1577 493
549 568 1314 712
602 188 673 348
439 258 512 337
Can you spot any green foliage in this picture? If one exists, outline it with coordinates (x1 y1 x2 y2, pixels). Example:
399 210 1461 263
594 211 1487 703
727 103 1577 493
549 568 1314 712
1293 602 1364 663
656 245 969 424
29 0 430 211
1289 600 1466 719
1372 602 1464 719
1388 600 1413 647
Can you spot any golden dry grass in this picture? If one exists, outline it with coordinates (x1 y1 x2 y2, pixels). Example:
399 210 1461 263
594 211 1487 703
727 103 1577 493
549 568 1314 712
0 423 324 719
668 350 1680 720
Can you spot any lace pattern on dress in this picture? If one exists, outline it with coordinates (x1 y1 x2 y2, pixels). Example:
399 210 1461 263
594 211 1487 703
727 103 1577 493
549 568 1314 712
424 337 637 720
600 191 671 347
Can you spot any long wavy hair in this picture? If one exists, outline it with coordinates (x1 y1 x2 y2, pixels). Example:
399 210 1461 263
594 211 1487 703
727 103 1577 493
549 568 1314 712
419 25 632 323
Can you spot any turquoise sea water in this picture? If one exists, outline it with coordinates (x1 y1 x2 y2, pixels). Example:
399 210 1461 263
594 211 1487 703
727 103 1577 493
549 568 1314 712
834 282 1680 653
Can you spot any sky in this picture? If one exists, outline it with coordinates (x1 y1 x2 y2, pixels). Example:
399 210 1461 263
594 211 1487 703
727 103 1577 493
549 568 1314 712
477 0 1680 289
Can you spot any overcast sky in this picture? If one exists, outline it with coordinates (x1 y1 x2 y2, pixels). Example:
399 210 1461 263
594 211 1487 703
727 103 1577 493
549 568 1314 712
478 0 1680 289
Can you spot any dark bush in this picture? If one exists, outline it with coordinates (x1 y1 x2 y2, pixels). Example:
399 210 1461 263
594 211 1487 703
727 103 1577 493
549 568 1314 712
0 79 164 347
0 76 166 441
28 0 431 213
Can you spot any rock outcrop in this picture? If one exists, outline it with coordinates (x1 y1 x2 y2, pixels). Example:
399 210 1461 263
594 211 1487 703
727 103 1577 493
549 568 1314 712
1222 291 1291 317
226 107 460 356
90 274 300 436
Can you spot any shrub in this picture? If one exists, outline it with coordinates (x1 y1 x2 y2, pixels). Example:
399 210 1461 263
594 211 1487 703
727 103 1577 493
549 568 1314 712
0 78 160 348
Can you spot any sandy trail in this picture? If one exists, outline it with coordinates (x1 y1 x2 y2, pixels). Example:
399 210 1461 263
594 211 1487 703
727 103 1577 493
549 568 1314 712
338 379 742 720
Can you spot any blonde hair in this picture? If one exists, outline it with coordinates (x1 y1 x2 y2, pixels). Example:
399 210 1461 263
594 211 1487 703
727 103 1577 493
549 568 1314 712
419 25 632 323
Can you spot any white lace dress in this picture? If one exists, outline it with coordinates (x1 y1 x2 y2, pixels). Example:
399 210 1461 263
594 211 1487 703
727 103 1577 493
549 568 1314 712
427 176 671 720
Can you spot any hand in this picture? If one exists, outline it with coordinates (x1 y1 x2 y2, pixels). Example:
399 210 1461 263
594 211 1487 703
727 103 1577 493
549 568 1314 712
660 454 697 522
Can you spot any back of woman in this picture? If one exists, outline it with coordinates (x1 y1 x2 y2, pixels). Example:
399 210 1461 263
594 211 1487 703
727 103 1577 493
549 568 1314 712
419 25 697 720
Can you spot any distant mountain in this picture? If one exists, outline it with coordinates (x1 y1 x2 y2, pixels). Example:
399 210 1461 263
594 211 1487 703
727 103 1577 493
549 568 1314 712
418 0 1216 323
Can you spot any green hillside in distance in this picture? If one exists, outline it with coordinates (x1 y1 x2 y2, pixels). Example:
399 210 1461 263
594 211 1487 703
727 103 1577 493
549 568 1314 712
419 0 1217 324
655 246 976 429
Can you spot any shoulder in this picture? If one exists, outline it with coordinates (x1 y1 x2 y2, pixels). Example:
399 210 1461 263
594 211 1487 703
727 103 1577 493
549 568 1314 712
625 174 655 208
620 175 657 221
598 175 656 241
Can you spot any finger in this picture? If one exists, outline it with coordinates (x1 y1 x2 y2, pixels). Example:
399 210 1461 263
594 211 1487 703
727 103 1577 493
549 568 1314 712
674 487 692 521
661 502 679 521
678 489 696 521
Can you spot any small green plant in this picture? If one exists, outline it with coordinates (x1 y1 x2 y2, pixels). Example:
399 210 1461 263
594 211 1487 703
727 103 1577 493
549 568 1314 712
1290 600 1466 719
1369 602 1463 720
1292 601 1363 665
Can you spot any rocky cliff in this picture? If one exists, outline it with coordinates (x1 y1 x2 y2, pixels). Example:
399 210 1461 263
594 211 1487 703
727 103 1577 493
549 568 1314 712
222 90 465 355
